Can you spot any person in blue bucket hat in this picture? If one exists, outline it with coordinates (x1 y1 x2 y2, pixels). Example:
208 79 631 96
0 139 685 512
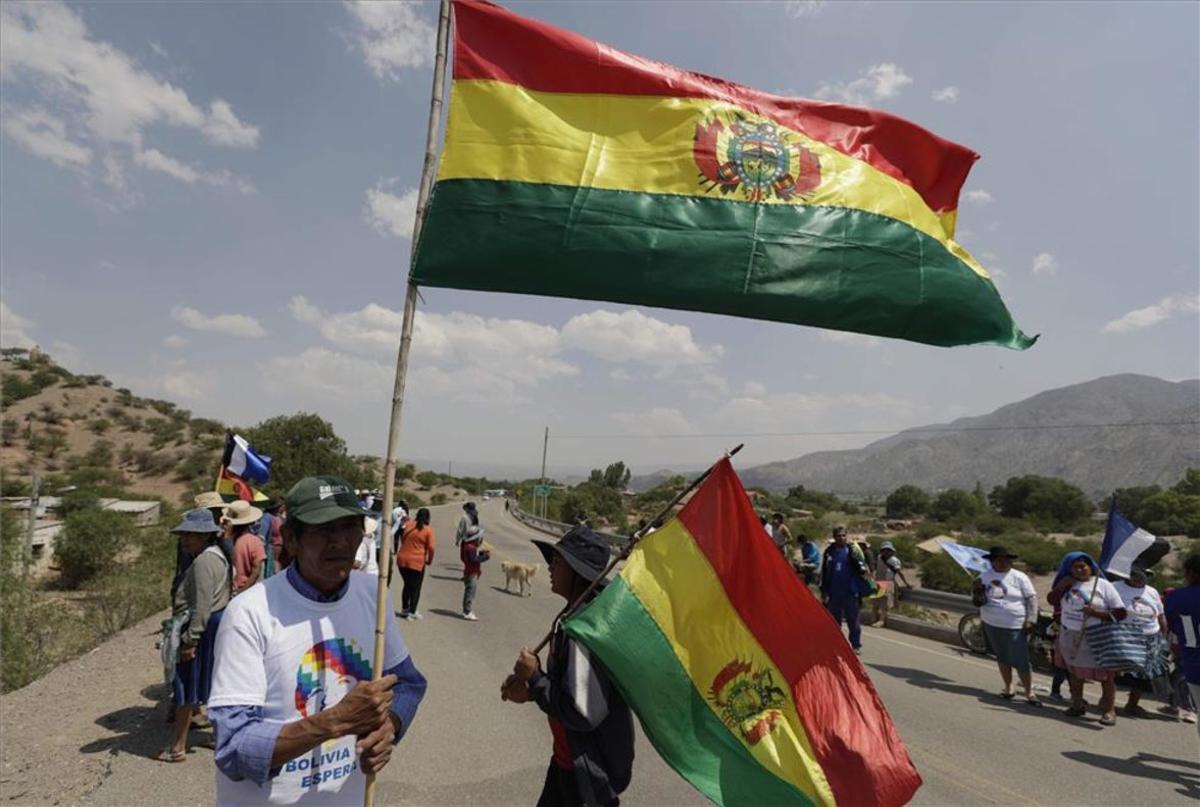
163 508 234 762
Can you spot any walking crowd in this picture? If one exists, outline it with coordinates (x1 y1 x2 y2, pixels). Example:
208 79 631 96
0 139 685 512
773 517 1200 732
159 481 1200 805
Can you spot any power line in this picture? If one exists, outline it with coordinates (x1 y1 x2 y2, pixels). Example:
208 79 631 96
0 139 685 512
554 420 1200 440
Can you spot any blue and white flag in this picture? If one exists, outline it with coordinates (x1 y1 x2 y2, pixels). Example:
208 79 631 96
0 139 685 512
222 433 272 484
1099 501 1156 579
939 540 992 575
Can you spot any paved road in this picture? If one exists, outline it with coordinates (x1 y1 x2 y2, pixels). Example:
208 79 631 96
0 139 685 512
2 499 1195 805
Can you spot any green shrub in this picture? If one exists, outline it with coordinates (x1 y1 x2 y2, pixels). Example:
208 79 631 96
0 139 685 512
87 419 111 435
886 485 930 518
430 493 447 505
1 418 17 447
1 375 39 407
55 509 138 588
918 553 976 594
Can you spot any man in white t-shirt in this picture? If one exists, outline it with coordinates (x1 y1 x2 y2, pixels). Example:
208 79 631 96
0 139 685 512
208 476 426 806
354 517 380 576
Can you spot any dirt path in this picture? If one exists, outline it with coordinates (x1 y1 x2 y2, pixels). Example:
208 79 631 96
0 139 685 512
0 609 208 805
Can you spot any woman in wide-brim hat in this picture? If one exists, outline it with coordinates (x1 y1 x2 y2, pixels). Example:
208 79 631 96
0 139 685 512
164 509 233 762
974 546 1041 706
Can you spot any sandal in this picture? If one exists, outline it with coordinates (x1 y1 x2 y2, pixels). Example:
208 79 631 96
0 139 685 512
1122 704 1149 718
159 747 186 763
1024 696 1043 708
999 691 1015 700
1099 713 1116 727
1064 705 1086 717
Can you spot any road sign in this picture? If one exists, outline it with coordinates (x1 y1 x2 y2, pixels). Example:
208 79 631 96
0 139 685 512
533 484 552 496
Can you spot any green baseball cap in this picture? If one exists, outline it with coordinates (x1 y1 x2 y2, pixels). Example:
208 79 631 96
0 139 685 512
285 476 369 525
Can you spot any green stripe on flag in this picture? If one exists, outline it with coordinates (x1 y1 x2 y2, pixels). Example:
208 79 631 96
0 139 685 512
413 179 1034 350
564 578 815 807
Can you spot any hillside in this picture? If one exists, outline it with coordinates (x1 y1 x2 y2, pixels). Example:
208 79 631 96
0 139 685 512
0 350 464 506
739 374 1200 495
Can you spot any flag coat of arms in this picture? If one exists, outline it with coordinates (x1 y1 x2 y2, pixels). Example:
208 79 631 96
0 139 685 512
412 0 1034 351
564 459 922 806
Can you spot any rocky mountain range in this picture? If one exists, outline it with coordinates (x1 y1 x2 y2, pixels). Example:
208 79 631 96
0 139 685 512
728 374 1199 496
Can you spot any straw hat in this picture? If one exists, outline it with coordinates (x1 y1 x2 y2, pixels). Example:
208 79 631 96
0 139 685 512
194 491 226 509
224 499 264 526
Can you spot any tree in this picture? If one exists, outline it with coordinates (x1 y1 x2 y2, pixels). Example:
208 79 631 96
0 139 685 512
885 485 930 518
988 475 1091 527
55 509 137 588
243 413 369 494
929 488 983 522
601 461 631 490
785 485 842 515
1174 468 1200 497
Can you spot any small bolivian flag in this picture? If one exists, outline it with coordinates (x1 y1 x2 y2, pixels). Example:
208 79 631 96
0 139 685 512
412 0 1035 350
564 459 922 807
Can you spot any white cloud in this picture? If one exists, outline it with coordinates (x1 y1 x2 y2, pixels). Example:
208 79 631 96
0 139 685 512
1032 252 1059 276
561 309 723 367
784 1 827 17
134 148 255 193
814 63 912 105
1 105 91 167
163 334 189 349
610 368 632 383
932 86 960 103
743 381 767 397
0 301 37 348
158 365 216 400
97 259 117 271
818 330 882 348
364 181 419 239
263 347 392 399
0 1 258 194
611 407 694 436
964 189 993 206
171 305 266 338
1102 293 1200 334
288 296 577 392
343 0 435 82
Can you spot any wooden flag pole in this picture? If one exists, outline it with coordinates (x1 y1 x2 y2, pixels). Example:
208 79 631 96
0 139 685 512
525 443 744 658
365 2 451 805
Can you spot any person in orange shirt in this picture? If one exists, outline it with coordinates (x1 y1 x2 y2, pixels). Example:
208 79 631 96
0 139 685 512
396 508 435 620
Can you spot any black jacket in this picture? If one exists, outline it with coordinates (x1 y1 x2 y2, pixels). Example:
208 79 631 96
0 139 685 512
528 628 634 806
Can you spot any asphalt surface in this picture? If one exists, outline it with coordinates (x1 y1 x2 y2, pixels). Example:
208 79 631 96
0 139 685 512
2 498 1195 805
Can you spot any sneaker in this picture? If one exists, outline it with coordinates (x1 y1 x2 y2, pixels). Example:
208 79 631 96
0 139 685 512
398 611 411 620
1047 692 1066 703
853 647 862 655
1184 711 1198 724
463 612 478 621
411 611 423 620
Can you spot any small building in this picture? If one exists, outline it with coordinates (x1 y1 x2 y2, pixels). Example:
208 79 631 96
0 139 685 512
99 498 161 526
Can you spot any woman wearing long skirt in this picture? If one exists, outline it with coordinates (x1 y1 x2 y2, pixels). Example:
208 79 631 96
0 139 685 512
1048 552 1128 726
164 509 233 762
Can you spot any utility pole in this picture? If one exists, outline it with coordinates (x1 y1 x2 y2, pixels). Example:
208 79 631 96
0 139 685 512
24 474 39 578
540 426 549 518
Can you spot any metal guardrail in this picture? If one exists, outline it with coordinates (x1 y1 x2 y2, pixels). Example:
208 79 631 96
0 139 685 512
902 587 975 615
508 503 627 551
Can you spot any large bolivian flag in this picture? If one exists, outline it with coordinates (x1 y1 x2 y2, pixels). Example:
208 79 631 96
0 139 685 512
564 458 922 807
412 0 1035 350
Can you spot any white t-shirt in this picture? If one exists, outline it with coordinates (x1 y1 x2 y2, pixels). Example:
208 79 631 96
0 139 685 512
1060 576 1125 632
209 571 408 805
1112 581 1163 635
354 534 378 576
979 568 1036 629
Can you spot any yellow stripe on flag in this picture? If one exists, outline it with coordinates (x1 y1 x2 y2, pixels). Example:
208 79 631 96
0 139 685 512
441 79 988 279
621 521 837 806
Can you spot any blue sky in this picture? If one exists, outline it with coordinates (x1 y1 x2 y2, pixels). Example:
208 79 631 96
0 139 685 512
2 1 1197 477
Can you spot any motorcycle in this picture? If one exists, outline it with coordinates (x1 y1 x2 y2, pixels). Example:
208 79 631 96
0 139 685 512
958 609 1057 672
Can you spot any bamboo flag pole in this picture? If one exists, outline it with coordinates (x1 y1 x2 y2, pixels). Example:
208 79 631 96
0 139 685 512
365 2 451 805
523 444 743 659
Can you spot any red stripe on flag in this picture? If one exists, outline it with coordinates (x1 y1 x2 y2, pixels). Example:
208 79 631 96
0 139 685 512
452 0 976 215
219 469 254 502
677 459 922 806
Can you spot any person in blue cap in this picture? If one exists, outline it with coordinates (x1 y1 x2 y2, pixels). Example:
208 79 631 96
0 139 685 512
162 508 234 762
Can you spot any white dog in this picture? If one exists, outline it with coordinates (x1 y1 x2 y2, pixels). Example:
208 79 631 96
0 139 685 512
500 561 538 597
